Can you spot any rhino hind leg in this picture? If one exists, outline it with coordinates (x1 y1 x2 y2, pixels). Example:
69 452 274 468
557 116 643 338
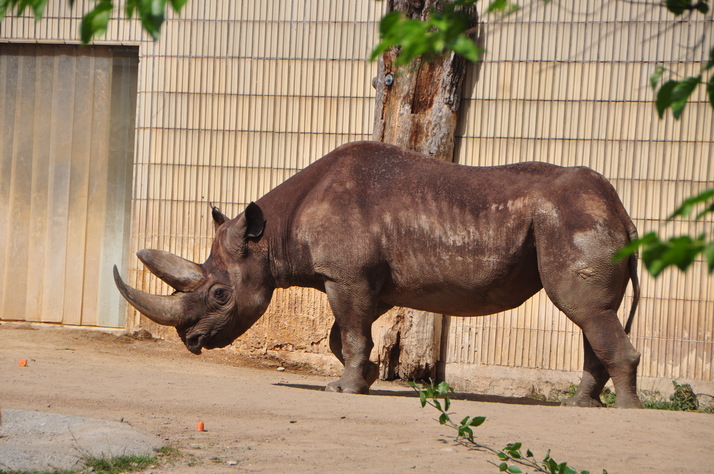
563 336 610 408
537 251 642 407
573 310 642 408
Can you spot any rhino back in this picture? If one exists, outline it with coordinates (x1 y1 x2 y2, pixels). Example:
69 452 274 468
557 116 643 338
256 142 625 315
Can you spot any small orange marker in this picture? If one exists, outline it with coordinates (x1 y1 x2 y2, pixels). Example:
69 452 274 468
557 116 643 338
196 420 205 432
18 360 27 367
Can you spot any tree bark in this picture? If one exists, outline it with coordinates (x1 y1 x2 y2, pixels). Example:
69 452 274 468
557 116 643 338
371 0 479 380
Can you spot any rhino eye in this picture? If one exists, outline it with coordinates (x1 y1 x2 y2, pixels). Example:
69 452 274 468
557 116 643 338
211 286 230 305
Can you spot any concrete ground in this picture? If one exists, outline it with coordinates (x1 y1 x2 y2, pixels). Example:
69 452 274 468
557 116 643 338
0 409 163 472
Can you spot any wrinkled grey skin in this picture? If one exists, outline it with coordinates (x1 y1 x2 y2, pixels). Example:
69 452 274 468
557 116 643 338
114 141 642 408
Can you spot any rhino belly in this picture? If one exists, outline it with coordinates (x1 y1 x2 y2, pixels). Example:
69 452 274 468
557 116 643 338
381 252 543 316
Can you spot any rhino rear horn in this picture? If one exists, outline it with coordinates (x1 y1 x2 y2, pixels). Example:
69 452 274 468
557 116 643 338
211 203 229 232
113 266 184 327
137 249 205 292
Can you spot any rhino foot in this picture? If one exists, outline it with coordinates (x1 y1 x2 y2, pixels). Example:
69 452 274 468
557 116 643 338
325 375 370 394
562 395 605 408
364 362 379 387
613 395 643 409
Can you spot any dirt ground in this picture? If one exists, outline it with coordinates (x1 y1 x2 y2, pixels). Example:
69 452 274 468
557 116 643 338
2 324 713 473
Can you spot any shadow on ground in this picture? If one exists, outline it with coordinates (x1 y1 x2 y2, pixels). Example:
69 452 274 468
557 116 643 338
274 383 559 407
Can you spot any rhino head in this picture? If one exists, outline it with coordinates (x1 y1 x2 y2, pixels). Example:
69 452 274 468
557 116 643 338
114 203 273 354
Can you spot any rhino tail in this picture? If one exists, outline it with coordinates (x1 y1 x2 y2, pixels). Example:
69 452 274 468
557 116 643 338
623 223 640 336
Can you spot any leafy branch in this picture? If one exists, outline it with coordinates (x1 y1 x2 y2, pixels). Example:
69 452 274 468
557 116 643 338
370 0 558 67
650 45 714 120
615 187 714 276
0 0 187 43
370 0 484 66
410 381 600 474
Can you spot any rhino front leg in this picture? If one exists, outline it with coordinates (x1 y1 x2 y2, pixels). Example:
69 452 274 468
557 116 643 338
324 282 379 394
329 322 379 389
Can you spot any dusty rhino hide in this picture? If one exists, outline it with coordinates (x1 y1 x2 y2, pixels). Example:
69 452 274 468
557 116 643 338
115 141 642 408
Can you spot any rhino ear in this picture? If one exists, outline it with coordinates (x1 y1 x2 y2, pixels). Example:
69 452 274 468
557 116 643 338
211 204 229 232
225 202 266 254
243 202 265 239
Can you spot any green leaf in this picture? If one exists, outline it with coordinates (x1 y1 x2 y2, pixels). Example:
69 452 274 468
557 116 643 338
419 390 427 408
544 458 559 473
80 1 113 44
469 416 486 427
499 462 509 472
379 10 402 37
486 0 520 15
705 46 714 71
613 232 658 262
703 241 714 273
693 201 713 221
444 396 451 412
655 75 702 119
707 74 714 111
143 0 166 40
30 0 46 20
643 235 706 276
650 66 665 90
667 187 714 220
457 425 474 440
665 0 696 15
370 5 480 65
433 399 442 412
559 462 578 474
671 75 702 119
438 413 450 425
0 0 13 20
507 466 523 474
0 0 48 20
655 80 678 118
452 35 483 62
169 0 186 12
125 0 137 18
436 380 453 395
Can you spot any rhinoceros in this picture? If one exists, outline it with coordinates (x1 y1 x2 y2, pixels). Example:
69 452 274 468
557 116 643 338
114 141 642 408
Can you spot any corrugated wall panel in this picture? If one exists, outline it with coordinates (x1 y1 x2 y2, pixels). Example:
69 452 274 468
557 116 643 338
0 44 138 327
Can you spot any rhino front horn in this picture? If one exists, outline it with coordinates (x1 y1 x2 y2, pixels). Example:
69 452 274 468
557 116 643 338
113 266 184 327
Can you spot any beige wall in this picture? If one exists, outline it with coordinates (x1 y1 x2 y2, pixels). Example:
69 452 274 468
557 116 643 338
2 1 712 391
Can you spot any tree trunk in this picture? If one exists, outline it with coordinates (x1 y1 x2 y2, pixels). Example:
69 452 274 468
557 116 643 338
371 0 479 381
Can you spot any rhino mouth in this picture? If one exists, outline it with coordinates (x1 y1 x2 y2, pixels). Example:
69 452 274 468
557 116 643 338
185 333 206 355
